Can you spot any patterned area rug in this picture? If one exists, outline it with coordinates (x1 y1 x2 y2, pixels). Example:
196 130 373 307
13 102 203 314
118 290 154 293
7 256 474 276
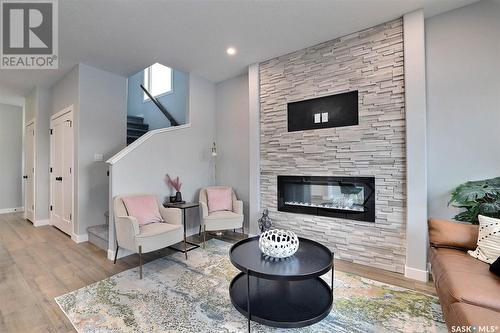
56 239 446 333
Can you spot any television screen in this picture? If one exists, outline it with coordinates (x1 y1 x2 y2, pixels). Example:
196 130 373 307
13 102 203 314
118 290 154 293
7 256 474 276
287 91 358 132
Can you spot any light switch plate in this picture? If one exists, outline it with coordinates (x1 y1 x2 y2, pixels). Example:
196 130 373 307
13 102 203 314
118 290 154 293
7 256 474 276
94 153 103 162
314 113 321 123
322 112 329 123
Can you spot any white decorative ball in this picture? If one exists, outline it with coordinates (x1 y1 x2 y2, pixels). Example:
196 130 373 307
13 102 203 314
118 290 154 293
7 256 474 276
258 229 299 258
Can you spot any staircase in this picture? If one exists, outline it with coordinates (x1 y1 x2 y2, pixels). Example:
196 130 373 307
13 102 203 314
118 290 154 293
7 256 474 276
127 116 149 145
87 211 109 251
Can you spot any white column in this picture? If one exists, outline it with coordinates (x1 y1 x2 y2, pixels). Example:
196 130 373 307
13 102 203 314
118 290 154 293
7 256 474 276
403 9 429 282
248 64 260 235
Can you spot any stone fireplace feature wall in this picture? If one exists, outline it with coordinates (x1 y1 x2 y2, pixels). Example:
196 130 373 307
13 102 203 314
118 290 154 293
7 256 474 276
259 18 406 273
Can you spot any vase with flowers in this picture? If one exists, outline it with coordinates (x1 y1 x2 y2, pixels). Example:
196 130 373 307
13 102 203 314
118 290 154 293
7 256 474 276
166 174 183 203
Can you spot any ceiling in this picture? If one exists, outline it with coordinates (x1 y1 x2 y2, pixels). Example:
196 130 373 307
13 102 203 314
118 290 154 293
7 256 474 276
0 0 479 100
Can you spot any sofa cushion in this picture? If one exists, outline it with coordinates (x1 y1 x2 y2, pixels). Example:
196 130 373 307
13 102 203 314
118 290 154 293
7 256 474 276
135 222 182 253
205 211 243 231
428 218 478 250
206 187 232 213
122 195 163 226
468 215 500 264
447 303 500 329
136 222 182 238
431 247 500 312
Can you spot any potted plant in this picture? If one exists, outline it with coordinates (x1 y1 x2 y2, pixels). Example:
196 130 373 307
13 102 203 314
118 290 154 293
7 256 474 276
166 174 183 203
448 177 500 224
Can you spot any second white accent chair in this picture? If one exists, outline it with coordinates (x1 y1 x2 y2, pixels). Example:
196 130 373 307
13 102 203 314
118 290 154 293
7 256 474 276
199 186 244 246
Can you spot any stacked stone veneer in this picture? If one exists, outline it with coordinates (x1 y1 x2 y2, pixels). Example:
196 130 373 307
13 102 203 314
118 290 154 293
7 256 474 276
259 18 406 273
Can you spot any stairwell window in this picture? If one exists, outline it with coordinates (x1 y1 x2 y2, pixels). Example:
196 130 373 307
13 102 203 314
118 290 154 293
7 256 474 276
143 63 173 101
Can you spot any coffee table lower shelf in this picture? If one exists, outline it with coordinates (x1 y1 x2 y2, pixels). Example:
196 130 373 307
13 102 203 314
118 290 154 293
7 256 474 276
229 272 333 329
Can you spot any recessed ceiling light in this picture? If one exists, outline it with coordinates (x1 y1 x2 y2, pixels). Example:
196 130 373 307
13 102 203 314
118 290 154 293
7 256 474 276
226 47 237 56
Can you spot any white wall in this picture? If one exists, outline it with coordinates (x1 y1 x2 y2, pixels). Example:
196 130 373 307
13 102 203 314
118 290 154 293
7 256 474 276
108 74 216 257
25 91 36 124
404 10 429 282
426 0 500 220
248 64 261 235
215 74 250 230
0 103 23 210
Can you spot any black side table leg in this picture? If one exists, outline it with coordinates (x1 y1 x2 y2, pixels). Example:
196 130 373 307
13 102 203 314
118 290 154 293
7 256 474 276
183 209 188 260
331 256 334 298
247 271 251 332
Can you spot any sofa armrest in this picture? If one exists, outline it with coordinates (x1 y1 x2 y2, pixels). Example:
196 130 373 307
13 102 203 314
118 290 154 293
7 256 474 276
115 216 140 251
116 216 140 236
200 201 209 219
428 218 478 251
233 200 243 215
159 206 182 225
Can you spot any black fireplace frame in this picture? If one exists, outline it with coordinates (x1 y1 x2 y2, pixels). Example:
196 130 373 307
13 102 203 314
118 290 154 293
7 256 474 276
277 175 375 223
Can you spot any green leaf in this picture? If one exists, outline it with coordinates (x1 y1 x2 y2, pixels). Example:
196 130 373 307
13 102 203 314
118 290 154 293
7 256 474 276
449 177 500 224
478 201 500 214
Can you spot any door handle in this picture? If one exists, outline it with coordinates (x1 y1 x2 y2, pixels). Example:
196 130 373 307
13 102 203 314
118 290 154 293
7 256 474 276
55 177 63 181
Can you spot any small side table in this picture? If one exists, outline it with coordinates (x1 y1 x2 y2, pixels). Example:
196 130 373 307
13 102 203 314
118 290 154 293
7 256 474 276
164 202 200 258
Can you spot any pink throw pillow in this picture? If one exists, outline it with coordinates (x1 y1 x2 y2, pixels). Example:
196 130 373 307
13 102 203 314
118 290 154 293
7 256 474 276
122 195 163 226
207 187 232 213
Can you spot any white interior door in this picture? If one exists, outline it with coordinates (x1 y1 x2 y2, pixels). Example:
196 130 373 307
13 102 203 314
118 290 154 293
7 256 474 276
24 122 35 222
50 109 74 236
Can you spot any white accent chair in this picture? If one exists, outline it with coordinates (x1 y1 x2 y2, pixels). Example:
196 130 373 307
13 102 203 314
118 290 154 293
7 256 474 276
199 187 244 246
113 194 184 279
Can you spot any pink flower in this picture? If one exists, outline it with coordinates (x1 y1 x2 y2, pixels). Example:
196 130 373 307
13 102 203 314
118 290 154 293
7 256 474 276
166 174 182 192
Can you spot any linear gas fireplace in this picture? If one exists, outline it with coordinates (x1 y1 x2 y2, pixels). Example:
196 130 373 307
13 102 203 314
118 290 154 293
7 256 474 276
277 176 375 222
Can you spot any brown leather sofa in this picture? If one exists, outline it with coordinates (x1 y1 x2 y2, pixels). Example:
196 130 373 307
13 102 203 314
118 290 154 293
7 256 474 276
428 219 500 331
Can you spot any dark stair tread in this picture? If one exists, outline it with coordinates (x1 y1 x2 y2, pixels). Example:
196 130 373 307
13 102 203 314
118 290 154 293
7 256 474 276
127 122 149 130
126 116 149 145
127 133 144 139
127 136 139 144
127 115 145 124
127 128 148 137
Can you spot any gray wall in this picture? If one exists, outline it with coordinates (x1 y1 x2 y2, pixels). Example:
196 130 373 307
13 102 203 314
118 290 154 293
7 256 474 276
51 66 80 116
24 87 51 221
51 64 127 236
0 103 23 210
426 0 500 220
259 19 407 273
79 63 127 235
109 74 216 253
51 66 80 233
215 74 250 230
35 88 51 220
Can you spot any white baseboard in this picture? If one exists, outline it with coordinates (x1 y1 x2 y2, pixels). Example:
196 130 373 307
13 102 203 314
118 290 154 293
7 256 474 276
0 207 24 215
405 265 429 282
72 233 89 243
34 219 50 227
107 247 133 261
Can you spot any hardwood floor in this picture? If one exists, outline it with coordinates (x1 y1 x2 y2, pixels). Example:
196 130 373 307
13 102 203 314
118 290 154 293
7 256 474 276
0 212 436 332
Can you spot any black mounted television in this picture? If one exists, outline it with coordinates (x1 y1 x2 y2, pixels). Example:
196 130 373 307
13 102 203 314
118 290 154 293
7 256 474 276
287 91 358 132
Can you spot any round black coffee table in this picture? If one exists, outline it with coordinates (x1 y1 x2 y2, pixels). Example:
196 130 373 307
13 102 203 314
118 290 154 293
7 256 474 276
229 236 334 331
